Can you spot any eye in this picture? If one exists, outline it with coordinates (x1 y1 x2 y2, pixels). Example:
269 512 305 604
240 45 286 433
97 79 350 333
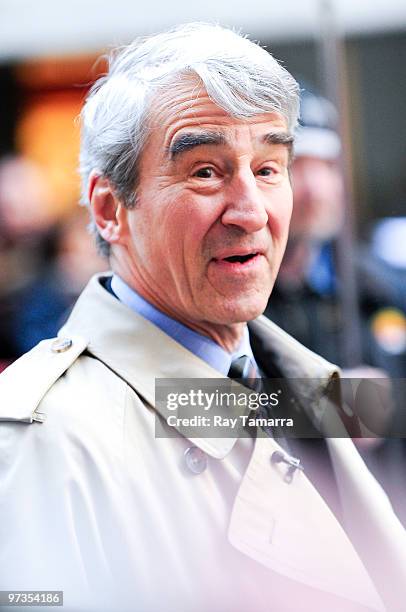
257 167 277 177
193 167 215 179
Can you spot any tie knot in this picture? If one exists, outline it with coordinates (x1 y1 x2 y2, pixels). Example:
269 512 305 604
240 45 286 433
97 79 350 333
228 355 260 390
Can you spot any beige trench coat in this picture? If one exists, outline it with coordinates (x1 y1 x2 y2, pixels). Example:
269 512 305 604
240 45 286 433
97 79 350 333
0 275 405 612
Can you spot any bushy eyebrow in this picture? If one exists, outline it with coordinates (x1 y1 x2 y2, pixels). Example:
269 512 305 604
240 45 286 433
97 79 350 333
262 131 294 148
168 129 294 161
262 131 294 163
168 131 226 159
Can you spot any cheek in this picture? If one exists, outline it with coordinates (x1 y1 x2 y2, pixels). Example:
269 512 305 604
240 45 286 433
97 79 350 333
171 193 221 243
127 208 152 256
156 196 217 278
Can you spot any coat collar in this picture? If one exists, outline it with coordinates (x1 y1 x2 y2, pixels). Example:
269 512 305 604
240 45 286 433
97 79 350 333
60 274 341 458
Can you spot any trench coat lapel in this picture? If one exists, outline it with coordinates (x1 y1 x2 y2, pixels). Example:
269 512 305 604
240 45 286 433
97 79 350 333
246 317 406 611
60 274 244 459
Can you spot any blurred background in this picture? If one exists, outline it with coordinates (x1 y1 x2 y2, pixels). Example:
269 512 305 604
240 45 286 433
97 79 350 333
0 0 405 368
0 0 406 520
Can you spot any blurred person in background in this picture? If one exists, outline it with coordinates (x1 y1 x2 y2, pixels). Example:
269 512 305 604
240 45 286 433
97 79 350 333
264 85 406 523
0 154 54 290
3 208 106 356
0 156 106 364
265 86 406 375
0 154 56 367
362 216 406 525
369 216 406 318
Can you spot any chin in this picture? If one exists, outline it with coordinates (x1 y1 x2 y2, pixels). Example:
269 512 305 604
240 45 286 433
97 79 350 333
211 296 269 325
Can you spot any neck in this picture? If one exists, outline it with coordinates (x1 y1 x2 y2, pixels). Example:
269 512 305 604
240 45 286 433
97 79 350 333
110 256 245 353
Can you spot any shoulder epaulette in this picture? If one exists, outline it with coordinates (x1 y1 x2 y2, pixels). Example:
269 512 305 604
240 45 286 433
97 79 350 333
0 335 88 424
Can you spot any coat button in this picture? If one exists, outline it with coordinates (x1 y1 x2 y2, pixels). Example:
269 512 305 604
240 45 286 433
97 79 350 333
184 446 208 474
51 338 73 353
271 450 304 483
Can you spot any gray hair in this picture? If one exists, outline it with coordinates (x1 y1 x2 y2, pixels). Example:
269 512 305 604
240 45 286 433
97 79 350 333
80 22 300 256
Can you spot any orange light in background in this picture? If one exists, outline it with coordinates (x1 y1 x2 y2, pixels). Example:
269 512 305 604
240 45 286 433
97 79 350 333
14 54 107 221
16 90 83 219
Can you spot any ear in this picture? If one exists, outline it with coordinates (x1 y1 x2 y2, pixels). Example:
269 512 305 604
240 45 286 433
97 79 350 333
88 171 128 245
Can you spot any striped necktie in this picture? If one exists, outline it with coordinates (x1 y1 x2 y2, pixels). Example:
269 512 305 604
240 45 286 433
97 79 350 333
228 356 303 479
228 355 261 391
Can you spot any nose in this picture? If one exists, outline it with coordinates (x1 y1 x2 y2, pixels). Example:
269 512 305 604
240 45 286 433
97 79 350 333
221 170 268 233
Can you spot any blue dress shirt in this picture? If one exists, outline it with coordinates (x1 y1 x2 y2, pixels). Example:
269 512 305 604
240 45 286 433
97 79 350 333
111 274 257 376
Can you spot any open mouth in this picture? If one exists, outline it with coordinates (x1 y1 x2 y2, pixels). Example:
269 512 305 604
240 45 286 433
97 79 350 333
222 253 258 264
209 251 264 278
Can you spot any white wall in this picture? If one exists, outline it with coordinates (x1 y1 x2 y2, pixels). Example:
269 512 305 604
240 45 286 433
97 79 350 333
1 0 406 60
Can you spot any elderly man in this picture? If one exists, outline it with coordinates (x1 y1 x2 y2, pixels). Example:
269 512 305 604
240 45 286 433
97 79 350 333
0 24 405 612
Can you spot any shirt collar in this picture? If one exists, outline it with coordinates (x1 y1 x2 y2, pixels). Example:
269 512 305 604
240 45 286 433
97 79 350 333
111 274 255 376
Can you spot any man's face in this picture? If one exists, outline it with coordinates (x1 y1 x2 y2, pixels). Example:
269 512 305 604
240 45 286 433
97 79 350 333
290 156 344 242
119 80 293 327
